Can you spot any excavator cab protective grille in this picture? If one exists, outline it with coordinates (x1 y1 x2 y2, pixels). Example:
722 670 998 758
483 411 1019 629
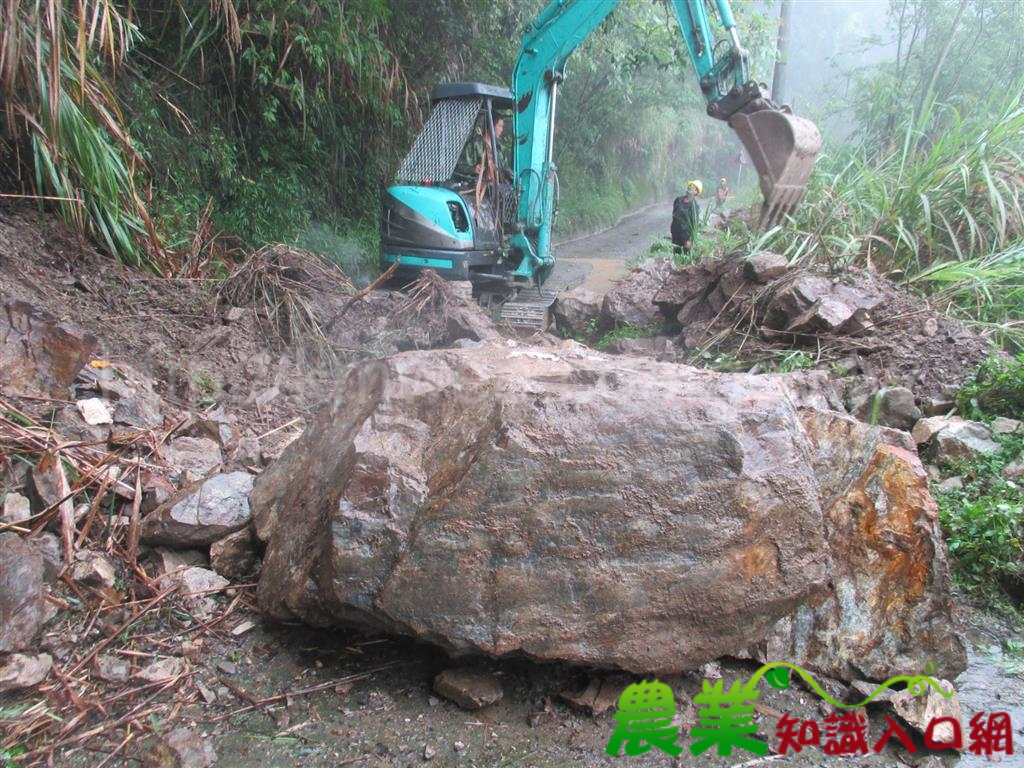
396 97 482 183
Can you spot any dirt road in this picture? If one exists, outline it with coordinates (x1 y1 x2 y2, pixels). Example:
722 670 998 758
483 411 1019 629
548 201 672 293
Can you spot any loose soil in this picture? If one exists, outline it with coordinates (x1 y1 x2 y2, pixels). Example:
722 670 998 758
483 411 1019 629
1 202 1021 767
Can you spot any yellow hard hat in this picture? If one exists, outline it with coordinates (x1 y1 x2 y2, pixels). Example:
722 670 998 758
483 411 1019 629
720 177 727 184
687 179 703 196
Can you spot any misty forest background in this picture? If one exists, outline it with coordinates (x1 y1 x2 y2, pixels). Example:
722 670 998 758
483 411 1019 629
1 0 1023 342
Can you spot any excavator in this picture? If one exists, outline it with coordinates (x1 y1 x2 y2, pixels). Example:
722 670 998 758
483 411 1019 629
380 0 821 326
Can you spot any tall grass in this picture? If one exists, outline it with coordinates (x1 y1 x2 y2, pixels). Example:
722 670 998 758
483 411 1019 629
1 0 166 269
743 85 1024 350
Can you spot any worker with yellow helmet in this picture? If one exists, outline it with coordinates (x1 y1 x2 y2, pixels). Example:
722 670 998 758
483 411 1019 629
671 179 702 256
716 177 730 210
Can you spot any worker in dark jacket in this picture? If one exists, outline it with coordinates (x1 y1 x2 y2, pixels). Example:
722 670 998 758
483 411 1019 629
671 180 702 256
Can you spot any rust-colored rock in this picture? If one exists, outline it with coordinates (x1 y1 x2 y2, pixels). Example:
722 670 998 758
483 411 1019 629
252 342 965 680
758 412 965 681
0 298 96 399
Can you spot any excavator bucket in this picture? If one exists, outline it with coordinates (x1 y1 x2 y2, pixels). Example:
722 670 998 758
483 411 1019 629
729 109 822 228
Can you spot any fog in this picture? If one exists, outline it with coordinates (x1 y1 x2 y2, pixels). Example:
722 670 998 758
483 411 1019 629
772 0 896 135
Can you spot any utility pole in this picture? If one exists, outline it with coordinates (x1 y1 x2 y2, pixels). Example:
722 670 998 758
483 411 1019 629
771 0 794 106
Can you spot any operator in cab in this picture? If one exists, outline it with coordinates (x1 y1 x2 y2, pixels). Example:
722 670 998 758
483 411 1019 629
671 179 702 256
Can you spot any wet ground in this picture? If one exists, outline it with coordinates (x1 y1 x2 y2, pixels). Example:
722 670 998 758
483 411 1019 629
183 608 1024 768
549 202 672 293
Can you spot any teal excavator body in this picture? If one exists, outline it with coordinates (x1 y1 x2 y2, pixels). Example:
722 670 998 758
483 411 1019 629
380 0 821 300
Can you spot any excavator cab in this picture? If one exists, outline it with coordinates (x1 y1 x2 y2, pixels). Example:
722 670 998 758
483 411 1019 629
380 83 515 286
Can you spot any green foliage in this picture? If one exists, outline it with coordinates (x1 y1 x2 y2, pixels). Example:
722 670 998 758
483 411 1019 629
1 1 160 267
752 84 1024 350
594 323 656 351
936 433 1024 599
956 354 1024 420
1 747 26 768
764 351 816 374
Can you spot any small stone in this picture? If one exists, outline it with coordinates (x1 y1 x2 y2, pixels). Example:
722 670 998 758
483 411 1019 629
134 656 188 683
852 387 922 431
1 492 31 524
224 307 248 323
32 533 62 582
142 726 217 768
150 547 209 578
913 416 952 445
1002 460 1024 482
935 476 963 494
423 744 436 760
427 696 440 707
114 393 164 429
70 552 116 589
161 437 223 485
173 566 229 597
210 527 259 581
141 472 254 548
992 417 1023 435
217 660 237 675
197 682 217 703
253 386 280 408
433 668 503 710
930 420 1001 464
230 620 255 637
890 678 962 749
76 397 113 425
94 653 130 682
453 741 466 753
0 653 52 692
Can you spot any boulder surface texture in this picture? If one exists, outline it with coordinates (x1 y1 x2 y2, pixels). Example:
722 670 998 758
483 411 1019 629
253 342 965 680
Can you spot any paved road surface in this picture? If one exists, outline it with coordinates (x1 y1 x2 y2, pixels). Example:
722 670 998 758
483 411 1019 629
547 201 672 293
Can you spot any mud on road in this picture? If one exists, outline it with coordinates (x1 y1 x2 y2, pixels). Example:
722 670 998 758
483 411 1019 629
549 202 672 294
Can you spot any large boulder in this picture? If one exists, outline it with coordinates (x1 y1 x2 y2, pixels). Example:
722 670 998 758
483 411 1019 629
252 342 965 680
0 299 96 399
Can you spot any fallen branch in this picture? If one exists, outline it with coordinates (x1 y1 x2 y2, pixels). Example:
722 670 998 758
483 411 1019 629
327 259 399 330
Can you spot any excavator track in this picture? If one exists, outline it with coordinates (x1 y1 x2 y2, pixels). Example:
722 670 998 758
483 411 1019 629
498 288 558 330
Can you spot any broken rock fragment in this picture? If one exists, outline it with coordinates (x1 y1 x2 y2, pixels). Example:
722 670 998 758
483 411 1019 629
141 471 254 548
161 437 223 484
252 343 964 680
0 653 53 693
0 533 48 652
210 527 259 581
0 299 96 399
433 668 503 710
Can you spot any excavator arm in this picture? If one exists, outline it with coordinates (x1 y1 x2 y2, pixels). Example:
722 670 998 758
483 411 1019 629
508 0 821 285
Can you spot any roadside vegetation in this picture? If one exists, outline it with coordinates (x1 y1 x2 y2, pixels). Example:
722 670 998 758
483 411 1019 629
935 355 1024 607
0 0 776 278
